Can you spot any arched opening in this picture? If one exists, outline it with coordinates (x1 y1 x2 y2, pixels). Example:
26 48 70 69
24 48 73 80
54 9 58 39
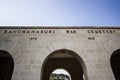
0 50 14 80
111 49 120 80
41 49 87 80
49 68 71 80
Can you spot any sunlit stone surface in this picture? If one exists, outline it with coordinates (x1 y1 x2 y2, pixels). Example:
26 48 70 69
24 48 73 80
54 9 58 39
0 27 120 80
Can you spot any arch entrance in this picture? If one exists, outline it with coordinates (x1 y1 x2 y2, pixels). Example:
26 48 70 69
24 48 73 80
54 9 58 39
49 69 71 80
0 50 14 80
41 49 86 80
111 49 120 80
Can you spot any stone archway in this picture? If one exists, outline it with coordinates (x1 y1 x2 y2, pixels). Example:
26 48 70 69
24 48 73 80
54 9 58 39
49 68 71 80
111 49 120 80
0 50 14 80
41 49 87 80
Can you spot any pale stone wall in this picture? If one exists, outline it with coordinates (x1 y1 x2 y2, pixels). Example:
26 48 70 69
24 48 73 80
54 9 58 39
0 27 120 80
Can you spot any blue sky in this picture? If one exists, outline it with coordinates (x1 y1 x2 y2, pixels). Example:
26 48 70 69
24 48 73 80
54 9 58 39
0 0 120 26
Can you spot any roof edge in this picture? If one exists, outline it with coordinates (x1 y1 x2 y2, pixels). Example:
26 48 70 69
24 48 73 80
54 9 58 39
0 26 120 29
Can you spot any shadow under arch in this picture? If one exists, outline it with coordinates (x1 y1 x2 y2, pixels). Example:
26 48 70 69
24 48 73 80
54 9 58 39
0 50 14 80
41 49 88 80
110 49 120 80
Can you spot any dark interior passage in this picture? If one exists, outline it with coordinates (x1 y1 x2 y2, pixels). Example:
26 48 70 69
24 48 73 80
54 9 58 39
0 50 14 80
111 49 120 80
41 49 84 80
43 58 83 80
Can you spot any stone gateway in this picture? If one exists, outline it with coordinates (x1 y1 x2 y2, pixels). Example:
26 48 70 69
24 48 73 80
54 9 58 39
0 27 120 80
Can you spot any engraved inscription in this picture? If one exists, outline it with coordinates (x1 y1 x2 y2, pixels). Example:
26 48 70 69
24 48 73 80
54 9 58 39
29 37 37 40
66 30 76 34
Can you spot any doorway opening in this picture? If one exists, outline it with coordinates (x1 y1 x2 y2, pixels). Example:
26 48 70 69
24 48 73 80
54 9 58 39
0 50 14 80
49 68 71 80
41 49 87 80
111 49 120 80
